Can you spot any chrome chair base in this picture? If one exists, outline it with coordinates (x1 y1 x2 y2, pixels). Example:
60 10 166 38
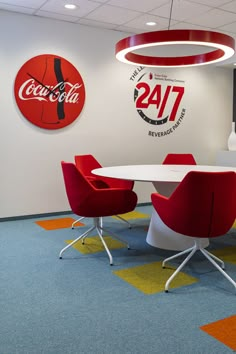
162 239 236 293
71 215 131 229
71 216 85 229
60 217 130 265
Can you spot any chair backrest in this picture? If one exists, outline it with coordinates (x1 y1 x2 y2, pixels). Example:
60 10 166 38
74 154 110 188
74 154 101 177
162 153 196 165
61 161 95 215
152 171 236 238
74 154 134 190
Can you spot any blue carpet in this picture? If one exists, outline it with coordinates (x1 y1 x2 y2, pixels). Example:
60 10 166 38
0 205 236 354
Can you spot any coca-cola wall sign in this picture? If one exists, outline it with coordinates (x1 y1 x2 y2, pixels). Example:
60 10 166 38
14 54 86 130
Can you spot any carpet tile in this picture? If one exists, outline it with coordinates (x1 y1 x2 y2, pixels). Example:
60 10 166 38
200 315 236 350
212 246 236 265
113 261 199 294
65 235 126 254
35 217 84 230
112 210 150 220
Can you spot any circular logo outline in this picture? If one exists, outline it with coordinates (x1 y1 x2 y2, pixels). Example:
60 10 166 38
14 54 86 130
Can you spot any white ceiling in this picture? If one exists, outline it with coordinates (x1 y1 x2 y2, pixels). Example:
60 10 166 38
2 0 236 66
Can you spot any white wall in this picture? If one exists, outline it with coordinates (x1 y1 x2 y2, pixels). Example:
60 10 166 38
0 10 234 218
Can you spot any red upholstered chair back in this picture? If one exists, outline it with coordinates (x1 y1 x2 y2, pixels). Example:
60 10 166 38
74 154 102 176
151 171 236 238
74 154 134 190
162 153 196 165
61 161 95 216
74 154 110 189
61 161 137 218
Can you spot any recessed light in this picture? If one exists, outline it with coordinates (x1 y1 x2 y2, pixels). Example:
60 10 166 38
146 22 157 26
64 4 77 10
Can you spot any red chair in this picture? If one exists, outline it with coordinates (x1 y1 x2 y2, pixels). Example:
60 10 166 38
60 161 138 265
72 154 135 229
162 153 196 165
151 171 236 292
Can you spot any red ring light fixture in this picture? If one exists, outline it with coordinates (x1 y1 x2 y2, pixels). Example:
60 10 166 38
115 30 235 67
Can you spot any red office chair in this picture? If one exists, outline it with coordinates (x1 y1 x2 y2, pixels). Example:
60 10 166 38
60 161 138 265
151 171 236 293
71 154 135 229
162 153 197 165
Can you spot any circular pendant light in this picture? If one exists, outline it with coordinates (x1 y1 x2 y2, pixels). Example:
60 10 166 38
115 29 235 68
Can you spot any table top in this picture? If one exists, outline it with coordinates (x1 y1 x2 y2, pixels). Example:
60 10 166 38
92 164 236 183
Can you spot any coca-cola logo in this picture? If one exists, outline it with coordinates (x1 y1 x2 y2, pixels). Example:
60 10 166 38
14 54 86 130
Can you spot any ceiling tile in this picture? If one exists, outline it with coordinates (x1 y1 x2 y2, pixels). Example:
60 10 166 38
78 18 117 29
90 0 109 3
115 25 144 34
39 0 101 17
107 0 169 12
170 21 211 30
124 14 177 31
0 3 35 14
0 0 45 7
36 10 79 22
187 0 230 6
187 8 236 27
220 1 236 12
85 4 140 25
151 0 211 22
219 21 236 33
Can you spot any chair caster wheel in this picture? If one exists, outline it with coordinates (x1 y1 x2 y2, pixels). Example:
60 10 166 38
110 263 113 266
165 290 168 293
59 256 62 259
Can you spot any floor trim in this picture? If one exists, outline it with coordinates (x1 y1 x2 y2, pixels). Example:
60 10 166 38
0 203 152 222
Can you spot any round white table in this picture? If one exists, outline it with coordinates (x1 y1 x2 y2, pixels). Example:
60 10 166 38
92 164 236 251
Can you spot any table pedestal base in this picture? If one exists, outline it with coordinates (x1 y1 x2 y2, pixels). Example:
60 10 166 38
146 209 209 251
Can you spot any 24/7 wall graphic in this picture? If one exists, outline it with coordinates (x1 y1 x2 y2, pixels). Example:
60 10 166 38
14 54 86 130
130 67 186 137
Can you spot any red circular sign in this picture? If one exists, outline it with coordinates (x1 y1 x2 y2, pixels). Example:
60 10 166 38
14 54 86 129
